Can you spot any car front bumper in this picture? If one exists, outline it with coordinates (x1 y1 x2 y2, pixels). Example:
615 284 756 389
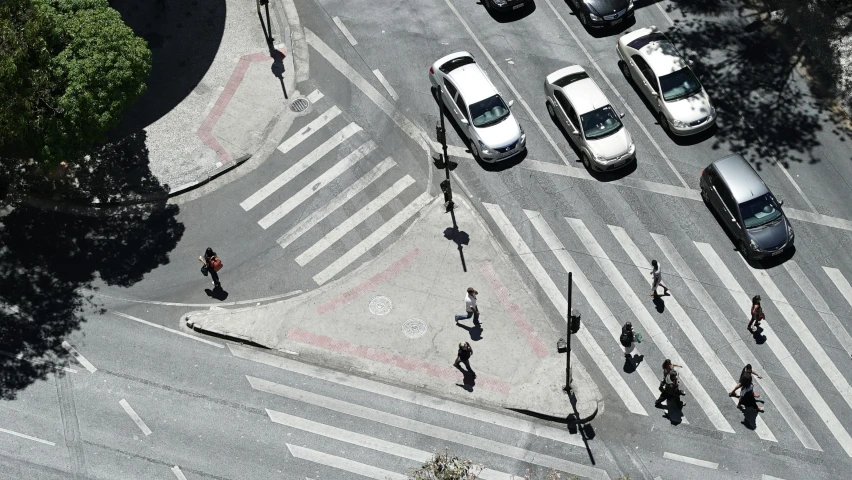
750 239 794 259
668 112 717 136
592 151 635 171
588 9 634 28
480 138 526 162
489 1 527 12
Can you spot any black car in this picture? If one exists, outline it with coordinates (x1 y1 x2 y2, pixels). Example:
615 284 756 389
570 0 634 29
485 0 528 13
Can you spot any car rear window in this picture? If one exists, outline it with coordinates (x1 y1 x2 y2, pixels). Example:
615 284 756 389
627 32 669 50
439 56 475 73
554 71 589 88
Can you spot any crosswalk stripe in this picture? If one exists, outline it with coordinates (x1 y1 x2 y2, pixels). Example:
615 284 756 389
825 267 852 314
520 210 648 415
250 376 611 480
306 89 323 103
277 105 341 155
697 242 852 457
268 410 515 480
787 262 852 357
653 234 819 451
297 175 416 266
286 444 407 480
610 227 775 441
568 218 734 433
312 192 432 285
228 344 585 448
240 122 361 211
277 157 397 250
257 141 377 229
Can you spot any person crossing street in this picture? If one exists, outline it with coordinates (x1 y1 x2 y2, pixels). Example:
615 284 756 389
455 287 480 325
649 259 669 297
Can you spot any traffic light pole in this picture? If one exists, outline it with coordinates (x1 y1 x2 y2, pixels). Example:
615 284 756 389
565 271 573 394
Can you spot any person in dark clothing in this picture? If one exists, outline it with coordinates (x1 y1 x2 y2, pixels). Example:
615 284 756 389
655 359 686 408
737 372 765 413
199 247 221 288
730 364 762 397
620 321 636 357
453 342 475 378
748 295 764 332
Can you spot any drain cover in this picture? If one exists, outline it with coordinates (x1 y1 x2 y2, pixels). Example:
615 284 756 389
290 98 310 112
369 296 392 316
402 319 427 339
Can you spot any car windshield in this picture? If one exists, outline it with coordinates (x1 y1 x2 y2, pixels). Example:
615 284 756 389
580 106 623 140
739 194 783 228
659 67 702 102
469 95 510 128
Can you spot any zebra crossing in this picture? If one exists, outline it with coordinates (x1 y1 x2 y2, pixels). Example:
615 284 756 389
483 203 852 458
239 90 431 285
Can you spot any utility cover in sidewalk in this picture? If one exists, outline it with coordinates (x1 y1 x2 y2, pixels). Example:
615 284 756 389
289 98 310 112
403 319 427 339
369 296 392 316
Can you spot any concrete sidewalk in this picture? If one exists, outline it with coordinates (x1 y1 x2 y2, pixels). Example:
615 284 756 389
184 195 602 421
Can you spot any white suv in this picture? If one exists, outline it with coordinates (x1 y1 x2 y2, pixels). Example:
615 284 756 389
617 26 716 136
429 52 526 162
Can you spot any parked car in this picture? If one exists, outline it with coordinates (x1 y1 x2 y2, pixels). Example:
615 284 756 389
700 154 794 260
544 65 635 171
428 52 526 162
570 0 635 29
617 26 716 136
484 0 528 12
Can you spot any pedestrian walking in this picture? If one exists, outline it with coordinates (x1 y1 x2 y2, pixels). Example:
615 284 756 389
649 260 669 297
199 247 223 288
454 287 480 325
655 359 686 407
737 372 765 413
453 342 475 377
747 295 765 332
620 321 637 357
730 364 762 397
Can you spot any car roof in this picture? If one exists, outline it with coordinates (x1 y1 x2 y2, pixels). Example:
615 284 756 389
621 26 687 76
447 63 497 103
547 66 610 114
712 154 769 203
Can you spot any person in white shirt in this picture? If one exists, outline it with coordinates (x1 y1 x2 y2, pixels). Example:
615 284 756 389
649 259 669 297
455 287 480 325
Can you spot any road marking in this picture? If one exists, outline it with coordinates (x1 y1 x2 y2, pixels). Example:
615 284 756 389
119 399 151 436
312 192 432 285
268 410 514 480
610 227 775 441
61 341 96 373
250 376 611 480
653 234 818 450
697 242 852 456
568 219 733 433
0 427 55 446
241 122 361 212
428 140 471 159
331 16 358 46
372 69 398 101
663 452 718 469
228 344 585 447
110 311 224 348
824 266 852 315
171 466 188 480
484 204 647 416
786 262 852 357
541 0 688 188
276 105 341 156
762 475 786 480
278 157 397 250
287 444 405 480
441 0 570 167
306 89 323 103
89 290 301 307
297 175 417 266
258 141 377 229
0 348 76 374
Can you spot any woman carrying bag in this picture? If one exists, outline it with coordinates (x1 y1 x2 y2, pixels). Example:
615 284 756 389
199 247 223 288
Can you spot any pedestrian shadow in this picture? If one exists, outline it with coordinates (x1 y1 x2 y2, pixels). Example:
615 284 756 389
205 286 229 301
657 401 684 425
456 322 483 341
751 325 767 345
455 367 476 392
652 294 667 313
444 210 469 273
741 407 760 430
623 354 644 373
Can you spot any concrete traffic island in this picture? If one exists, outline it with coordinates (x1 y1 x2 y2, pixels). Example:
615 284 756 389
185 195 602 423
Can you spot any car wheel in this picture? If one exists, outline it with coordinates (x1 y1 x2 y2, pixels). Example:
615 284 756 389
431 86 438 103
739 240 752 261
582 153 592 170
547 101 555 119
700 187 709 205
659 113 669 133
579 13 588 26
619 61 631 81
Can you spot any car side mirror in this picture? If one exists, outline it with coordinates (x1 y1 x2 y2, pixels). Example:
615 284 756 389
651 91 658 97
460 118 469 125
778 199 784 206
571 129 579 135
620 112 626 118
508 100 515 108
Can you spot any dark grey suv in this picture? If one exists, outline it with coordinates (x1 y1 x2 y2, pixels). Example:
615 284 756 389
700 154 794 260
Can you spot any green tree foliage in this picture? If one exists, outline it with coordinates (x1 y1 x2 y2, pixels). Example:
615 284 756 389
0 0 151 168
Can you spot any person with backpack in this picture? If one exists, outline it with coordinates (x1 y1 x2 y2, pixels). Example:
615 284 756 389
748 295 764 332
199 247 223 288
655 359 685 408
620 321 637 357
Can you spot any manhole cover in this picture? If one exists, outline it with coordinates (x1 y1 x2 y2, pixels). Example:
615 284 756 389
369 296 392 316
290 98 310 112
403 319 428 339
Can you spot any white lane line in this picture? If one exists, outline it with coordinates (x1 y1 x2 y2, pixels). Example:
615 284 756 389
568 219 733 433
0 427 55 446
287 444 405 480
697 242 852 456
89 289 302 308
611 227 774 440
251 376 611 480
305 29 428 152
61 341 96 373
372 69 398 101
331 16 358 46
268 410 514 480
484 205 647 416
541 0 688 188
258 141 377 229
276 106 341 156
762 475 786 480
171 466 188 480
440 0 571 167
278 157 397 250
825 266 852 314
787 262 852 357
297 175 417 266
312 192 432 285
662 452 718 469
241 122 361 212
119 399 152 436
653 234 819 450
783 208 852 233
306 89 323 103
428 140 471 159
228 344 585 447
110 311 223 348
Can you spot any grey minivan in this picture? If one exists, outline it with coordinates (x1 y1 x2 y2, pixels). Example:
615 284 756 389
699 154 794 260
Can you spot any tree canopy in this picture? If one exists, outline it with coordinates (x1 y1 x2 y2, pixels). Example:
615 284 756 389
0 0 151 168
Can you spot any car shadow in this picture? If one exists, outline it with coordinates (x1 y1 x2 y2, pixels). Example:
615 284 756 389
482 1 537 23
